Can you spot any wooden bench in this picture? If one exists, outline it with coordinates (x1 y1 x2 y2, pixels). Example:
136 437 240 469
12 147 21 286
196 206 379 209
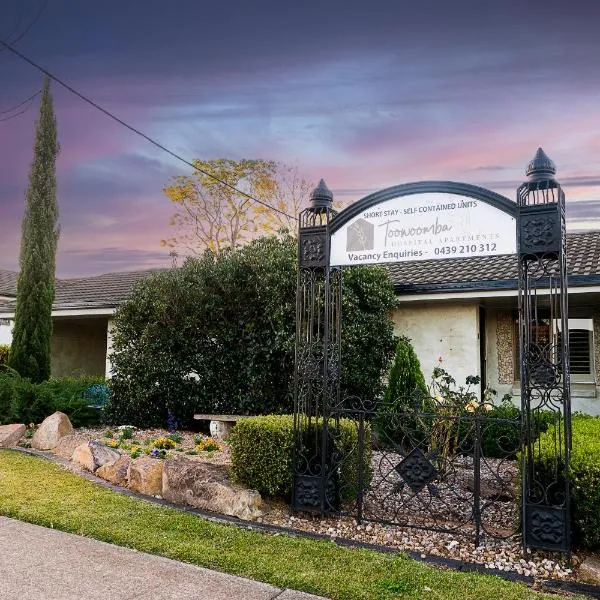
193 414 251 440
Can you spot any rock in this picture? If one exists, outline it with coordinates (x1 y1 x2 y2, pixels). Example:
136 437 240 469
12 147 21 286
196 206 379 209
96 456 131 486
53 434 93 460
71 441 120 473
461 469 517 501
31 412 73 450
128 456 164 495
579 556 600 584
0 424 26 448
162 456 262 520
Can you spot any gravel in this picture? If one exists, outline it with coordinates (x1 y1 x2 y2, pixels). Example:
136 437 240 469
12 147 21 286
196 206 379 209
59 427 576 582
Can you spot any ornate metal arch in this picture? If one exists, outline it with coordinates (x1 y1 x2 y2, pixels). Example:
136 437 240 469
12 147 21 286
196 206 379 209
292 155 572 554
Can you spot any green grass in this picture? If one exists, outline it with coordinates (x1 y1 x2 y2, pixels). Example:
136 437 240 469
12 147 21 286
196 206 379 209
0 450 576 600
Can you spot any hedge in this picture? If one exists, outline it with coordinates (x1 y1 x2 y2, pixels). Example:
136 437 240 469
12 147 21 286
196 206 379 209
0 370 107 427
229 414 371 503
536 415 600 550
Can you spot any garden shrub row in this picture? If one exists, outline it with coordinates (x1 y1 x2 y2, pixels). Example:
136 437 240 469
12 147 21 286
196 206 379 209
229 414 371 503
536 415 600 550
374 395 553 459
0 369 107 427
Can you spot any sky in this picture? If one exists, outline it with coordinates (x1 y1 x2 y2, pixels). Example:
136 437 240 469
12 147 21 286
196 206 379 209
1 0 599 277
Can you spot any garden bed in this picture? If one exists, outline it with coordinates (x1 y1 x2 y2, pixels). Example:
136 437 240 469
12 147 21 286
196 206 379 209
16 425 582 583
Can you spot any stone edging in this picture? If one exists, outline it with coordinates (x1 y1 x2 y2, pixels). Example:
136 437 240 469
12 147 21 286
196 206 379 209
5 447 600 599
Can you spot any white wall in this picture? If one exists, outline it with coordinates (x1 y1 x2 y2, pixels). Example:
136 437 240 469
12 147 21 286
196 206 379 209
105 318 115 378
392 301 481 397
0 321 13 345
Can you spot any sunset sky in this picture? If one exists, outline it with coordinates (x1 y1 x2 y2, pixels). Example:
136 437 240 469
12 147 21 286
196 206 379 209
1 0 599 277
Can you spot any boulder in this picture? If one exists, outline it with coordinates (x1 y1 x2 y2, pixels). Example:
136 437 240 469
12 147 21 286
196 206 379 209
459 468 517 501
579 556 600 584
71 441 120 473
128 456 164 496
53 434 93 460
0 424 26 448
96 455 131 486
31 412 73 450
162 456 262 520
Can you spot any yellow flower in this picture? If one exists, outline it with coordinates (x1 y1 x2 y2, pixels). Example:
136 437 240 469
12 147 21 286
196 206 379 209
465 399 479 413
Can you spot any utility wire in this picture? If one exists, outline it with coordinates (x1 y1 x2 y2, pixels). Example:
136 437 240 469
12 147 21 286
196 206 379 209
0 39 297 220
0 104 34 122
0 89 40 115
0 0 47 52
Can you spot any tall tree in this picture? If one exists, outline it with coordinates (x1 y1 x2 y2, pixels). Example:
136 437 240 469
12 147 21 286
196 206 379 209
161 159 312 255
8 76 60 383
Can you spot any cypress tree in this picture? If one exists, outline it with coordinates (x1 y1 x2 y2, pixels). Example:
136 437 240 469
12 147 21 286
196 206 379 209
376 336 429 446
383 336 428 408
8 76 60 383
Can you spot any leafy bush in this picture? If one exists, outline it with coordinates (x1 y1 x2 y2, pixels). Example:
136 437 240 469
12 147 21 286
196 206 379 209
38 376 107 427
0 370 18 424
229 414 371 502
9 376 54 425
106 235 397 428
536 415 600 550
0 372 106 427
0 344 10 365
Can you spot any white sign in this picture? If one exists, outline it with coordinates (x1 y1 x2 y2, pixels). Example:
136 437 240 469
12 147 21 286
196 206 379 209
330 192 516 266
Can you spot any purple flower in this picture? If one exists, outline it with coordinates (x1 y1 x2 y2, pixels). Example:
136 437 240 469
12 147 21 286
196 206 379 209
150 448 160 458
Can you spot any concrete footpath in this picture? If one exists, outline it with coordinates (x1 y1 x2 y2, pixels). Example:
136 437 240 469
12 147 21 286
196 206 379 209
0 517 328 600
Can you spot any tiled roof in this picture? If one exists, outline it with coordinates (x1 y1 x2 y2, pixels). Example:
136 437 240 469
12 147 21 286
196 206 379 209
0 270 18 296
1 231 600 315
0 269 165 315
389 231 600 292
53 269 166 309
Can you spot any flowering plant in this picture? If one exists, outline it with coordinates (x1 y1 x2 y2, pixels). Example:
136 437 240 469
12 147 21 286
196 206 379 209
427 365 496 469
153 437 176 450
196 438 223 453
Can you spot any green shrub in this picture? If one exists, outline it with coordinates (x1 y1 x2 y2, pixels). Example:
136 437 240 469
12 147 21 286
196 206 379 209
0 344 10 365
0 372 106 427
38 376 107 427
229 414 370 502
10 376 54 425
0 370 18 424
376 337 430 446
537 415 600 550
106 235 397 429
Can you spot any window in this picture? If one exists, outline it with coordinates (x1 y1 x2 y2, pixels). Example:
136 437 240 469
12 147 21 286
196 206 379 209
0 318 9 326
513 317 595 383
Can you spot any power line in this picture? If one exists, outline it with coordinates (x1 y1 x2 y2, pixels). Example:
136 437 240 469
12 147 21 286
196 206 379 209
0 105 33 122
0 39 297 221
0 0 47 52
0 89 40 115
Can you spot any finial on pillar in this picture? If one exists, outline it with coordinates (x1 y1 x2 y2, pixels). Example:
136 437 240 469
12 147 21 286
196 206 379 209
526 147 556 181
309 178 333 213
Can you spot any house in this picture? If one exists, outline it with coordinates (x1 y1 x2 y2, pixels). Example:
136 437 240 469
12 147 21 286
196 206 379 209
1 231 600 414
388 230 600 415
0 270 161 377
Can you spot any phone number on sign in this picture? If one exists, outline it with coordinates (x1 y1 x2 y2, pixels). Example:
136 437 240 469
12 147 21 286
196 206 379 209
434 242 497 256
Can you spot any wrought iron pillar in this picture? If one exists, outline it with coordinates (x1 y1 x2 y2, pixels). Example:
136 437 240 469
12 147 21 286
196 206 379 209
517 148 572 553
292 179 342 514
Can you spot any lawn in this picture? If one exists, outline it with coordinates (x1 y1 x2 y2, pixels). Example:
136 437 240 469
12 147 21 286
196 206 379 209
0 450 579 600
